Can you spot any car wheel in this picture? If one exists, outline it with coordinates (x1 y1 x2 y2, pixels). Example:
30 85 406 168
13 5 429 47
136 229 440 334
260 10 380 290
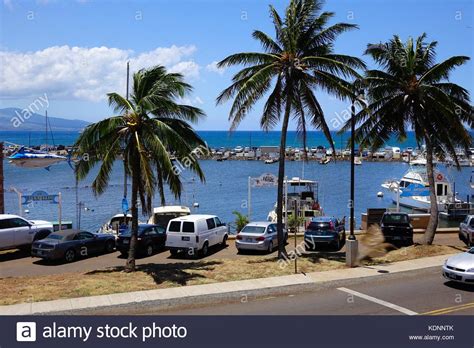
201 242 209 257
335 238 341 251
267 241 273 254
120 251 128 257
221 234 228 247
64 249 75 263
105 240 115 253
145 244 154 257
170 249 179 256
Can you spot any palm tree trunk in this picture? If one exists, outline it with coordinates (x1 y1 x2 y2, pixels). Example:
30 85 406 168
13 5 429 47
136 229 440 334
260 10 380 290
423 136 438 245
276 100 291 259
157 167 166 206
126 153 139 271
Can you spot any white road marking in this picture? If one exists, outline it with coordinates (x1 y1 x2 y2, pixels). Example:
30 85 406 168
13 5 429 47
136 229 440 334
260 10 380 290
337 287 418 316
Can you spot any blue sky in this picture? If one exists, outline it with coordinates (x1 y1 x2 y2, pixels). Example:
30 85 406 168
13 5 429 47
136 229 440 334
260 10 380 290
1 0 473 130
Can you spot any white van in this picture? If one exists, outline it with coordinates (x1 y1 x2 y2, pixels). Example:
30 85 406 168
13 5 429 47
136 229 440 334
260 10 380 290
165 214 228 257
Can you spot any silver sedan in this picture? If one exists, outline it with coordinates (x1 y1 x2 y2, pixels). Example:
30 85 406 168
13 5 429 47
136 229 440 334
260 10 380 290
442 247 474 284
235 222 287 253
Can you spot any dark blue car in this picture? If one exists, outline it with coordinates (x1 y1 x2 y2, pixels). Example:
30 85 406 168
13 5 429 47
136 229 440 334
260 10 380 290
31 229 116 263
116 224 166 257
304 217 346 251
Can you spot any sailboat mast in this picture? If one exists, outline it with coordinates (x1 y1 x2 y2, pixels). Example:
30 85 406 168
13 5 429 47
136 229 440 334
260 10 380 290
45 110 48 149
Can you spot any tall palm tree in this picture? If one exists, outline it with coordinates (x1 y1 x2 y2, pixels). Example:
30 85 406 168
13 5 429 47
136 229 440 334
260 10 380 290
217 0 365 258
344 34 472 244
74 65 206 271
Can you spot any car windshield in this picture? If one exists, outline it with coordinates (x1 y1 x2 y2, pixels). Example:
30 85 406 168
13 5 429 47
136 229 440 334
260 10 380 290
307 222 331 231
240 226 266 234
383 214 409 224
119 225 149 236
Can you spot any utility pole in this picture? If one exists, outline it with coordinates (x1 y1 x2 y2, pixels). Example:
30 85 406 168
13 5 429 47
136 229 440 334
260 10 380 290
0 142 4 214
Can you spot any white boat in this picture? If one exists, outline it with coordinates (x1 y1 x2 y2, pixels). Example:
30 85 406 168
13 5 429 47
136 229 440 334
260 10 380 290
409 157 427 166
264 158 278 164
381 168 455 212
267 177 323 224
8 147 67 169
147 205 191 227
319 157 331 165
99 213 133 234
354 156 362 165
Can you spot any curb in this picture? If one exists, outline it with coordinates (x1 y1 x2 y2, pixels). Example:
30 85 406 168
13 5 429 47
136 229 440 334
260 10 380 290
0 254 455 315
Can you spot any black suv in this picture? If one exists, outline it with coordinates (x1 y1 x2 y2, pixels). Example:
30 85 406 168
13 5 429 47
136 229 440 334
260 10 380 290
380 212 413 246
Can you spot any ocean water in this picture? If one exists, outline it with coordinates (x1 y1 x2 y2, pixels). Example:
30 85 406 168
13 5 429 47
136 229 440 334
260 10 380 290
2 157 472 232
1 130 426 150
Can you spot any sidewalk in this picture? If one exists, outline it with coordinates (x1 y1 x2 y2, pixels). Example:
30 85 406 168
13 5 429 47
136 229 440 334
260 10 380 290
0 254 453 315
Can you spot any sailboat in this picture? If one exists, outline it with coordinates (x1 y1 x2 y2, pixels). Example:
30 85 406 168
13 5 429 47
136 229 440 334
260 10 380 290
9 147 67 168
8 111 68 169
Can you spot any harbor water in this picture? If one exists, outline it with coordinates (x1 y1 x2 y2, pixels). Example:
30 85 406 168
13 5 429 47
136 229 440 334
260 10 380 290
3 158 472 232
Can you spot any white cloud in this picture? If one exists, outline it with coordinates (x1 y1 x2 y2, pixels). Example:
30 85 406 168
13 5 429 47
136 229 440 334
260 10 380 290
0 45 200 102
206 61 225 75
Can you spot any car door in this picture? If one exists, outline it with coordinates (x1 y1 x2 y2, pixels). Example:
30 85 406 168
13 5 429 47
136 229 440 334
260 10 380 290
269 224 278 245
11 218 34 247
74 232 100 256
205 218 217 246
214 217 225 242
142 227 155 249
0 219 16 249
154 226 166 247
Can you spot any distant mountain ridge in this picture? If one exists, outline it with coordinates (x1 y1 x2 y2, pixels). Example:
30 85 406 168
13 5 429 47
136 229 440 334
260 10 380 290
0 108 90 131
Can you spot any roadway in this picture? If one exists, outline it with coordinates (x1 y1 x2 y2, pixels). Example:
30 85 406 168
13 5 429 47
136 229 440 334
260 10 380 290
112 266 474 316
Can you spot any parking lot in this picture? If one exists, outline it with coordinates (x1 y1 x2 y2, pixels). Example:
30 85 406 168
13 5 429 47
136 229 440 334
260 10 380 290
0 233 466 278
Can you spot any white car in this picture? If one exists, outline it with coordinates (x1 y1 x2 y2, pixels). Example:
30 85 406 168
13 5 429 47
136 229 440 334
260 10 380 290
442 248 474 285
459 215 474 247
0 214 54 250
165 214 228 257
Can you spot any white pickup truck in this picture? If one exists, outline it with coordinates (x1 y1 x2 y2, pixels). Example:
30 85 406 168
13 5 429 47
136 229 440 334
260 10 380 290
459 215 474 247
0 214 54 251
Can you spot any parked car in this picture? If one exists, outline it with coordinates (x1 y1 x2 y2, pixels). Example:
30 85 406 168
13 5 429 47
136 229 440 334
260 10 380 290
0 214 53 251
442 247 474 285
459 215 474 247
165 214 228 257
116 224 166 257
235 222 288 254
31 229 116 262
380 212 413 246
304 217 346 251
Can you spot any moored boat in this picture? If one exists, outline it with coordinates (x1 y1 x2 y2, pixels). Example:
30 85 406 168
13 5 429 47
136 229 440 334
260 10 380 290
381 168 457 212
267 177 323 225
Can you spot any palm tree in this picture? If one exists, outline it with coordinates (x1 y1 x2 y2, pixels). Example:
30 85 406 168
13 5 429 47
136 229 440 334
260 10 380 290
217 0 365 258
74 65 206 271
344 34 473 244
232 211 249 232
